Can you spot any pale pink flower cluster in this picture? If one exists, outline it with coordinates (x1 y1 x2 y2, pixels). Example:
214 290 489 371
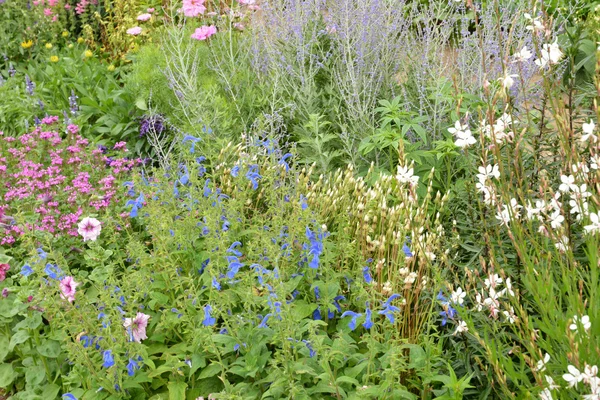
182 0 206 17
124 312 151 343
191 25 217 41
126 26 143 36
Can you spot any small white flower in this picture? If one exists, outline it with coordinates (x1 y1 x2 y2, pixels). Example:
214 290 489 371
485 273 502 289
396 165 419 187
559 175 577 193
524 13 545 31
513 46 533 62
537 353 551 372
584 213 600 235
569 315 591 333
591 155 600 170
453 320 468 335
500 73 519 89
451 287 466 305
583 364 598 384
504 277 515 297
581 120 597 143
545 375 560 390
535 41 563 68
477 164 500 183
548 209 564 229
449 121 476 148
503 307 516 324
555 236 569 253
563 365 583 388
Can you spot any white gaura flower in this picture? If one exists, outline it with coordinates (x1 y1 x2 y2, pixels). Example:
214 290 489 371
540 388 553 400
503 307 516 324
569 315 591 333
453 321 468 335
563 365 583 388
500 73 519 89
545 375 560 390
555 236 569 253
396 165 419 187
537 353 551 372
583 364 598 384
559 175 577 193
449 121 476 148
504 277 515 296
524 13 545 31
548 209 565 229
581 120 597 143
584 213 600 235
484 273 502 289
591 155 600 170
451 287 466 305
477 164 500 183
535 41 563 68
513 46 533 62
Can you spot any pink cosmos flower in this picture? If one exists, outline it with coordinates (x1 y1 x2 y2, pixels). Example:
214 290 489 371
59 276 78 302
191 25 217 41
147 7 155 13
77 216 101 241
64 3 71 9
126 26 143 36
137 13 151 21
123 312 150 343
44 8 53 16
182 0 205 17
0 264 10 281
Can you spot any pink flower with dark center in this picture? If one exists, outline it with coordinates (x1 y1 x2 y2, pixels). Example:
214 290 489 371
77 216 101 241
182 0 205 17
126 26 143 36
191 25 217 41
59 276 78 302
0 264 10 281
123 312 150 343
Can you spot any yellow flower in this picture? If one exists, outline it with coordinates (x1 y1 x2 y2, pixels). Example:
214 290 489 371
107 64 116 72
45 43 53 49
77 37 84 44
50 55 59 63
68 44 74 49
21 40 33 49
62 31 69 38
84 50 93 58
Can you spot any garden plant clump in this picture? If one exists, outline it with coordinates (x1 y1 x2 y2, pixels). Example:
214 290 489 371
1 0 600 399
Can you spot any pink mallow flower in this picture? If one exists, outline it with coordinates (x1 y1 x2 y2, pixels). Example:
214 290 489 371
0 264 10 281
191 25 216 41
59 276 78 302
123 312 150 343
77 217 102 241
126 26 143 36
182 0 205 17
137 13 151 21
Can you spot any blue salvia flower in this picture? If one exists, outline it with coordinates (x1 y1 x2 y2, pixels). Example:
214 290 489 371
182 135 201 153
437 291 457 326
102 350 115 368
179 165 190 185
80 335 94 348
378 294 401 324
203 179 212 197
198 258 210 275
279 153 293 172
36 247 47 260
221 217 230 232
363 303 373 329
62 394 77 400
362 266 373 284
126 193 144 218
302 340 316 358
202 305 216 326
20 264 33 277
300 194 308 210
226 256 244 279
305 227 324 269
231 165 240 177
340 311 362 331
44 263 63 280
227 242 243 257
246 165 261 190
258 314 272 328
127 358 140 376
313 308 322 320
402 242 413 258
212 277 221 291
123 181 136 197
219 328 228 334
328 295 346 319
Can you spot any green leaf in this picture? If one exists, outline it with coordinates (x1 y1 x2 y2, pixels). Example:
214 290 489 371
41 383 60 399
0 336 9 362
0 363 16 387
135 97 148 111
10 330 30 350
167 381 187 400
198 363 221 379
25 365 45 387
37 340 62 358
